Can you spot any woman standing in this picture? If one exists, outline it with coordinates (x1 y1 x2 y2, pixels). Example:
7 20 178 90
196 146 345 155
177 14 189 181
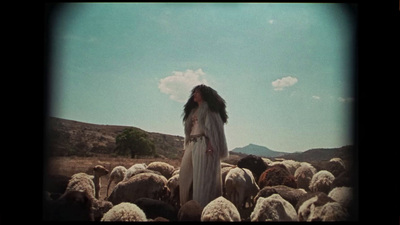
179 84 229 208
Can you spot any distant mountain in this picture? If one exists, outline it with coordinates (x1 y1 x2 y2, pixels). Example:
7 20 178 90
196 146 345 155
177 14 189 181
231 144 286 158
231 143 354 163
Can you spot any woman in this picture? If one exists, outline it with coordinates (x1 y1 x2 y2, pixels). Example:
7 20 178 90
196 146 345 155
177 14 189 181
179 84 229 208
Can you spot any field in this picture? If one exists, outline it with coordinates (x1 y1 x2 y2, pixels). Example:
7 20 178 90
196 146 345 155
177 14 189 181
45 155 183 200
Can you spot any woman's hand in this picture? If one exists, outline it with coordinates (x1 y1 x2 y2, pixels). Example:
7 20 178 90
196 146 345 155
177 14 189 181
206 140 214 155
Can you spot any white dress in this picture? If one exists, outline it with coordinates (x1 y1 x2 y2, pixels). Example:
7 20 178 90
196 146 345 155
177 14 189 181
179 109 223 208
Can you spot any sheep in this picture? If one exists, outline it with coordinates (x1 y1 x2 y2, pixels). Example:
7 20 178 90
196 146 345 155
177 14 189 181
261 157 273 165
328 157 346 177
296 192 335 221
124 163 147 180
106 166 127 198
44 174 70 200
147 161 176 179
258 164 297 189
280 160 302 175
166 174 180 208
201 196 241 222
101 202 147 222
107 172 169 205
65 172 96 198
66 165 109 200
328 186 353 208
250 194 298 221
332 170 353 188
126 168 163 178
62 168 113 221
178 200 203 221
134 197 178 221
221 165 234 196
43 190 94 221
294 162 317 191
309 170 335 194
224 167 260 209
254 185 307 208
171 168 180 177
311 201 349 221
237 154 268 182
221 162 235 168
92 165 109 199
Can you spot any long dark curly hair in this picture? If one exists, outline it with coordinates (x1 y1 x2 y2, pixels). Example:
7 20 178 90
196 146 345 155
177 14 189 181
182 84 228 123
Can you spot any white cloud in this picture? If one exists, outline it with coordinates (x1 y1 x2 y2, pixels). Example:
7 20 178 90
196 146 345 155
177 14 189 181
158 69 208 103
312 95 321 100
271 76 298 91
268 19 275 24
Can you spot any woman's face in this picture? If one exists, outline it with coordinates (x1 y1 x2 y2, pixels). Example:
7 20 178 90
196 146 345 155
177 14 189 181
193 89 203 104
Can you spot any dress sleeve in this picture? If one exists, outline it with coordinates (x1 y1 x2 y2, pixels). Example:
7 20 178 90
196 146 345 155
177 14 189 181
204 111 229 159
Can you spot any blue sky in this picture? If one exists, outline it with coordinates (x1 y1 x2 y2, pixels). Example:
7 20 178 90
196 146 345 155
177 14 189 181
48 3 356 153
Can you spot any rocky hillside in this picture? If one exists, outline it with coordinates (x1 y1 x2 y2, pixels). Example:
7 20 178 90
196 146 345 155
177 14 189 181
46 117 184 159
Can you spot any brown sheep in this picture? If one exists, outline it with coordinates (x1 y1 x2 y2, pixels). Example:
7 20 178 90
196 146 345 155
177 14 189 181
258 164 297 189
178 200 203 221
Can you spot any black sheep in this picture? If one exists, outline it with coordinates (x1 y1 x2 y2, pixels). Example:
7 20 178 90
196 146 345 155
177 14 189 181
134 197 178 221
237 154 268 181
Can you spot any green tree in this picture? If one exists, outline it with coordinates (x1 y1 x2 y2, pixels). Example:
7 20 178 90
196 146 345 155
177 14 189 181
115 128 155 158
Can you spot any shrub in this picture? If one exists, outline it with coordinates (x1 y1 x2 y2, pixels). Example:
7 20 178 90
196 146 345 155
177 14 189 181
115 128 155 158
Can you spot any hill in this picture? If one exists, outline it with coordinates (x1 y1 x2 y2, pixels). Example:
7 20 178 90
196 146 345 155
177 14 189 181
46 117 354 163
281 145 354 162
231 144 286 158
231 144 354 164
46 117 184 159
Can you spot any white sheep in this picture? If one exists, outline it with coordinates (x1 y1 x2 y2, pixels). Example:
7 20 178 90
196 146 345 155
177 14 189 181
309 170 335 194
65 173 96 198
106 166 127 198
221 166 234 196
66 164 108 200
107 172 169 205
250 194 298 221
201 196 241 222
328 186 353 208
124 163 147 181
294 162 317 191
224 167 260 209
147 161 176 179
101 202 147 221
297 192 336 221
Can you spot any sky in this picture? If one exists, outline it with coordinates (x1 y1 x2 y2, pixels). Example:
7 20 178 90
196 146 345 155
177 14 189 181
48 3 357 153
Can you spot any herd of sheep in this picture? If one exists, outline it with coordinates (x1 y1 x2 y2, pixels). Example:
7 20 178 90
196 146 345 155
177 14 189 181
43 155 356 221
